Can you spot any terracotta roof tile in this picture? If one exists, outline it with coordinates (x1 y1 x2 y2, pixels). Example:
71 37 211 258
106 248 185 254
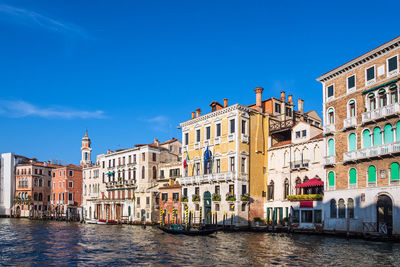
271 140 292 148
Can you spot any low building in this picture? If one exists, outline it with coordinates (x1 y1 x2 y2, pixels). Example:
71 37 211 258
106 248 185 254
159 184 182 224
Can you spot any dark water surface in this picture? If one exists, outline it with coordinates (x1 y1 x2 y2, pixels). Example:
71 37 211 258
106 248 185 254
1 218 399 266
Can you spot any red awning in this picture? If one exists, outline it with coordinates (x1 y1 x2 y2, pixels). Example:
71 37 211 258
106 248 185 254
296 178 324 188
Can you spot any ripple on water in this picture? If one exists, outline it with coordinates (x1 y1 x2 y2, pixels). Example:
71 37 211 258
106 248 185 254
1 219 400 266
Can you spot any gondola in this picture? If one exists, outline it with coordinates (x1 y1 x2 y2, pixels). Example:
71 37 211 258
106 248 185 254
158 225 220 236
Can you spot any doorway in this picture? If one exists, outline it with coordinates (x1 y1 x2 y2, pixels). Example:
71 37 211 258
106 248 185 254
204 191 212 224
377 194 393 235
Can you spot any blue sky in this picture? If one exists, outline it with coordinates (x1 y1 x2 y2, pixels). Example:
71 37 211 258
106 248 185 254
0 0 399 164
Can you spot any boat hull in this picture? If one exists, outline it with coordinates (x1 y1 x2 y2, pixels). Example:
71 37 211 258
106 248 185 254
158 226 219 236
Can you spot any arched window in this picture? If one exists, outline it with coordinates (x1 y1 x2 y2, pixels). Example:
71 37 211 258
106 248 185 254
349 133 356 151
294 149 301 163
84 185 87 196
391 162 399 181
283 151 289 167
39 179 43 187
338 198 346 218
34 193 38 201
349 168 357 185
313 145 320 162
295 178 301 195
267 181 274 201
363 129 371 148
378 88 387 107
328 171 335 187
390 84 398 104
368 93 376 110
18 193 21 199
328 139 335 156
384 124 393 144
327 108 334 124
368 165 376 183
284 179 289 199
348 100 356 117
152 166 157 179
38 193 43 201
330 199 337 218
302 147 309 164
142 166 145 179
373 127 382 146
347 198 354 219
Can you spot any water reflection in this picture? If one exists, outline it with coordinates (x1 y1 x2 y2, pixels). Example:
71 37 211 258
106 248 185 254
0 219 399 266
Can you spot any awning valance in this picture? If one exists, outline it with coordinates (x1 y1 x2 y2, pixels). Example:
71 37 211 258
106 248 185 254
106 172 115 175
296 178 324 188
362 78 399 95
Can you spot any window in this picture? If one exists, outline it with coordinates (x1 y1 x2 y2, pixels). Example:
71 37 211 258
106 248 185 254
366 66 375 83
373 127 382 146
185 133 189 145
134 155 137 163
328 139 335 156
215 185 220 194
137 197 140 205
284 179 289 199
349 100 356 117
196 129 201 142
328 171 335 187
195 162 200 175
68 193 73 201
391 162 400 181
142 153 145 161
327 108 334 124
285 107 292 117
338 199 345 218
195 187 199 196
384 124 393 144
388 55 398 73
292 210 300 223
229 204 235 211
161 193 168 202
183 188 188 196
241 185 246 195
347 75 356 91
216 123 221 137
142 166 145 179
368 165 376 183
169 145 173 152
206 126 211 140
230 119 235 134
216 159 221 173
330 199 337 218
349 168 357 186
215 204 220 211
69 170 73 177
241 158 246 173
68 181 73 188
173 193 179 201
347 198 354 219
267 181 274 201
241 120 246 135
275 103 281 113
302 130 306 137
230 157 235 172
301 210 313 223
152 166 157 179
296 131 301 138
152 153 156 161
327 85 334 98
349 133 356 151
160 170 164 178
314 210 322 223
229 184 234 194
363 129 371 148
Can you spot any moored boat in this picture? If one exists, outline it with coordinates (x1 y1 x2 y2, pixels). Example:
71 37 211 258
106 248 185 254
97 219 118 225
86 219 98 224
158 225 220 236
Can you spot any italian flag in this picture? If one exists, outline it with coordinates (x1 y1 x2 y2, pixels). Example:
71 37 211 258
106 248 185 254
183 153 189 169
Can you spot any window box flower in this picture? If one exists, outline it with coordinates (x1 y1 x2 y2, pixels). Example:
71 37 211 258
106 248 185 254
287 194 323 201
226 193 236 201
241 194 250 201
192 194 200 202
212 193 221 201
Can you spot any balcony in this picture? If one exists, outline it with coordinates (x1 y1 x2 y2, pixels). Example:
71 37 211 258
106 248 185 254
323 124 335 135
179 171 236 186
343 141 400 162
287 194 323 201
290 160 310 170
269 118 294 133
343 116 357 129
324 155 336 166
362 103 400 124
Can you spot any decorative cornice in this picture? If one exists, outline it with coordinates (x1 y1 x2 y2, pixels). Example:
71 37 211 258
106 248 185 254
317 37 400 83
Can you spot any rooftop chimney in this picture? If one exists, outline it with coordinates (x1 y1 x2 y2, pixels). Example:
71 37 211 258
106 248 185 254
255 87 264 112
298 99 304 113
154 138 160 146
196 108 201 117
281 91 286 101
191 111 195 119
288 95 293 104
223 99 228 107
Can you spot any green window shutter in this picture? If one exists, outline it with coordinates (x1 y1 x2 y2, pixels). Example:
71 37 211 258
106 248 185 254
328 171 335 186
397 122 400 141
328 139 335 156
368 166 376 183
373 127 382 146
384 124 393 144
349 168 357 185
128 206 131 216
363 130 371 148
391 163 399 181
280 208 283 222
349 133 356 151
267 208 270 221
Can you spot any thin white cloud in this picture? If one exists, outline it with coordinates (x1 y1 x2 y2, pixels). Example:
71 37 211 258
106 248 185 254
0 100 105 119
0 4 88 38
142 115 171 132
145 115 169 124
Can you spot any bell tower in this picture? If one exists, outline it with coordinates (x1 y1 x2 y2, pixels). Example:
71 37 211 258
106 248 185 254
81 129 92 166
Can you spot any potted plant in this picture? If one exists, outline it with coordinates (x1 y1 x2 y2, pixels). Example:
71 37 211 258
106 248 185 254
192 194 200 202
181 195 188 202
225 193 236 202
212 193 221 201
241 194 250 201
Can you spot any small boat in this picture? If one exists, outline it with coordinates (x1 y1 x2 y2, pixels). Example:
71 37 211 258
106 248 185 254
85 219 98 224
97 219 118 225
158 225 220 236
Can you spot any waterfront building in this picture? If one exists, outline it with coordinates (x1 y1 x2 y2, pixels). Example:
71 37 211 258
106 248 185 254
317 36 400 235
266 120 324 228
51 164 83 219
14 160 60 217
0 153 29 217
178 89 269 226
81 131 181 223
159 184 182 224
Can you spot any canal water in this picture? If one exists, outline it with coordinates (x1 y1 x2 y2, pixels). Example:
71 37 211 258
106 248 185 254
1 219 399 266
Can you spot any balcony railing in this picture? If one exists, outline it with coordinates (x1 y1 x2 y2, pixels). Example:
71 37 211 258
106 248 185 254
290 160 310 170
287 194 323 201
323 124 335 135
362 103 400 123
269 119 294 133
179 171 237 186
343 116 357 129
343 141 400 162
324 155 336 166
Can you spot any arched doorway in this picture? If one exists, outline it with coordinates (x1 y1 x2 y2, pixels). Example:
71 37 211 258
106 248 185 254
204 191 212 224
141 209 146 222
16 206 21 217
377 194 393 235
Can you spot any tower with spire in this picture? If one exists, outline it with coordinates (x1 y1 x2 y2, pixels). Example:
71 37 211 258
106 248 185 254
80 129 92 166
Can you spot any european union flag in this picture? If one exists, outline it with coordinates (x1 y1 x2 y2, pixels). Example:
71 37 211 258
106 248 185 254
204 146 210 169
